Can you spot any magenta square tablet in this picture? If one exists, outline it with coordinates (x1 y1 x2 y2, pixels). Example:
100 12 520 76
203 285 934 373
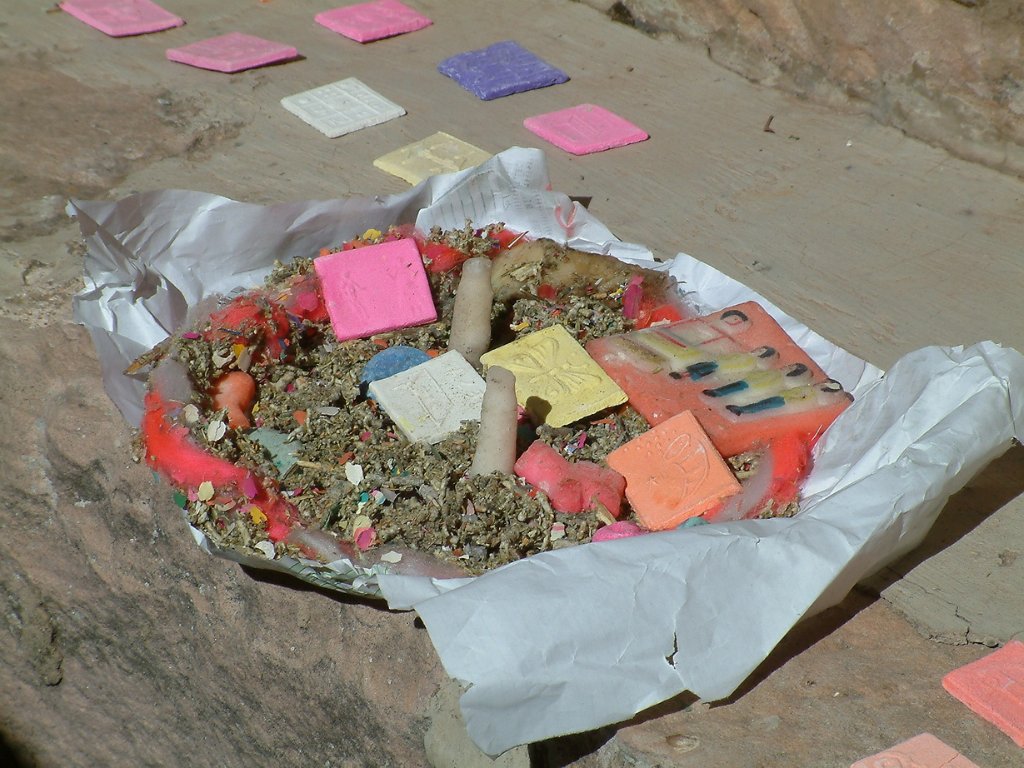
166 32 299 73
314 239 437 341
943 640 1024 747
524 103 649 155
315 0 432 43
60 0 184 37
438 40 568 101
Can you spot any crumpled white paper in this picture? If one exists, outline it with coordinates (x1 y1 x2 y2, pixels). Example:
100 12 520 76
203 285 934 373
71 147 1024 756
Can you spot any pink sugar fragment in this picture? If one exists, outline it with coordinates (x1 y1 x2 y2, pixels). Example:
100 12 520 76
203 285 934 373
240 473 258 499
942 639 1024 748
849 733 979 768
523 103 648 155
60 0 184 37
313 239 436 342
514 440 625 517
315 0 432 43
354 526 377 551
166 32 299 73
591 521 646 543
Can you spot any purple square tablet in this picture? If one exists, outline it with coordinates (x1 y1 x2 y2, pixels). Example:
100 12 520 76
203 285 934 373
166 32 299 73
60 0 184 37
315 0 432 43
438 40 568 101
524 103 649 155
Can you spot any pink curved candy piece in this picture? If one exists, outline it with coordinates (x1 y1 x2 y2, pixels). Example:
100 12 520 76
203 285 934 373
514 440 625 517
592 521 646 543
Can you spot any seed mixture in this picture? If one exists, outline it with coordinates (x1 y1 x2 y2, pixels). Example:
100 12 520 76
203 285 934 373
137 224 792 576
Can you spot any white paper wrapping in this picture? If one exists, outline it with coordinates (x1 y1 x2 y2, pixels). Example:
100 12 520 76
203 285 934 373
70 148 1024 756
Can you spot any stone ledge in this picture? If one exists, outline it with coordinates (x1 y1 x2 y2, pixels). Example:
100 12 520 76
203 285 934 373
582 0 1024 177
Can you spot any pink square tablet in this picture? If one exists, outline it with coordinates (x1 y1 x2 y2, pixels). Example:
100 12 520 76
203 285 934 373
849 733 978 768
315 0 432 43
313 239 437 341
166 32 299 73
523 103 648 155
60 0 184 37
943 640 1024 747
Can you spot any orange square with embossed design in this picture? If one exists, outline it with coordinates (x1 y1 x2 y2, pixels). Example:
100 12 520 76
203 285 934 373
849 733 979 768
607 410 740 530
942 640 1024 747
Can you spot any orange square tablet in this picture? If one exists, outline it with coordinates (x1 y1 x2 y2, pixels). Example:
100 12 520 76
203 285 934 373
606 410 740 530
849 733 978 768
942 640 1024 747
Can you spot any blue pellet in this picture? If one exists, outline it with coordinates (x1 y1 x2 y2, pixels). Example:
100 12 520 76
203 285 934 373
360 346 432 396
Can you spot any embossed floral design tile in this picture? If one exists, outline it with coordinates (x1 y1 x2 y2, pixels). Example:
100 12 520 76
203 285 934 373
943 640 1024 747
437 40 568 101
281 78 405 138
313 238 436 341
373 132 491 185
849 733 979 768
480 324 626 428
607 409 740 530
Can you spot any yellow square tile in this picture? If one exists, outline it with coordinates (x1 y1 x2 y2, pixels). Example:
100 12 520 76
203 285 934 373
480 325 627 427
373 131 492 185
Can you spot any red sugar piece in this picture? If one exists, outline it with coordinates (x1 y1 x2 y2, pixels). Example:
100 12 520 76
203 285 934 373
60 0 184 37
141 388 297 541
314 238 436 341
705 432 812 523
166 32 299 73
142 390 251 490
849 733 979 768
514 440 625 517
275 272 328 324
942 640 1024 747
524 104 648 155
315 0 432 43
203 295 291 362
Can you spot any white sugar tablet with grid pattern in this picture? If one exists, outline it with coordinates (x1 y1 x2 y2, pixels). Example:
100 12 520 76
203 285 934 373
368 351 485 444
280 78 405 138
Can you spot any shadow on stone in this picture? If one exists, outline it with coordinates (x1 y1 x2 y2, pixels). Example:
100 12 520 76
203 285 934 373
530 690 701 766
863 441 1024 594
0 728 35 768
239 564 391 611
715 588 877 707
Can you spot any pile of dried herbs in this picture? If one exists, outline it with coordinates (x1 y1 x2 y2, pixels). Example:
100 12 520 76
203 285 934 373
140 224 790 577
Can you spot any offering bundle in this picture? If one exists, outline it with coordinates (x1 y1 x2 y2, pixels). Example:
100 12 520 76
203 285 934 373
135 223 853 577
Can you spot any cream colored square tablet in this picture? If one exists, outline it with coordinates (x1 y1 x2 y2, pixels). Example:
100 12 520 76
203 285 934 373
373 132 491 185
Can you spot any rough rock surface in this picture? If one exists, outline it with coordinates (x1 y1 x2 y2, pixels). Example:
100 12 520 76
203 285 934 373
3 1 1024 766
0 320 445 767
584 0 1024 176
534 593 1022 768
